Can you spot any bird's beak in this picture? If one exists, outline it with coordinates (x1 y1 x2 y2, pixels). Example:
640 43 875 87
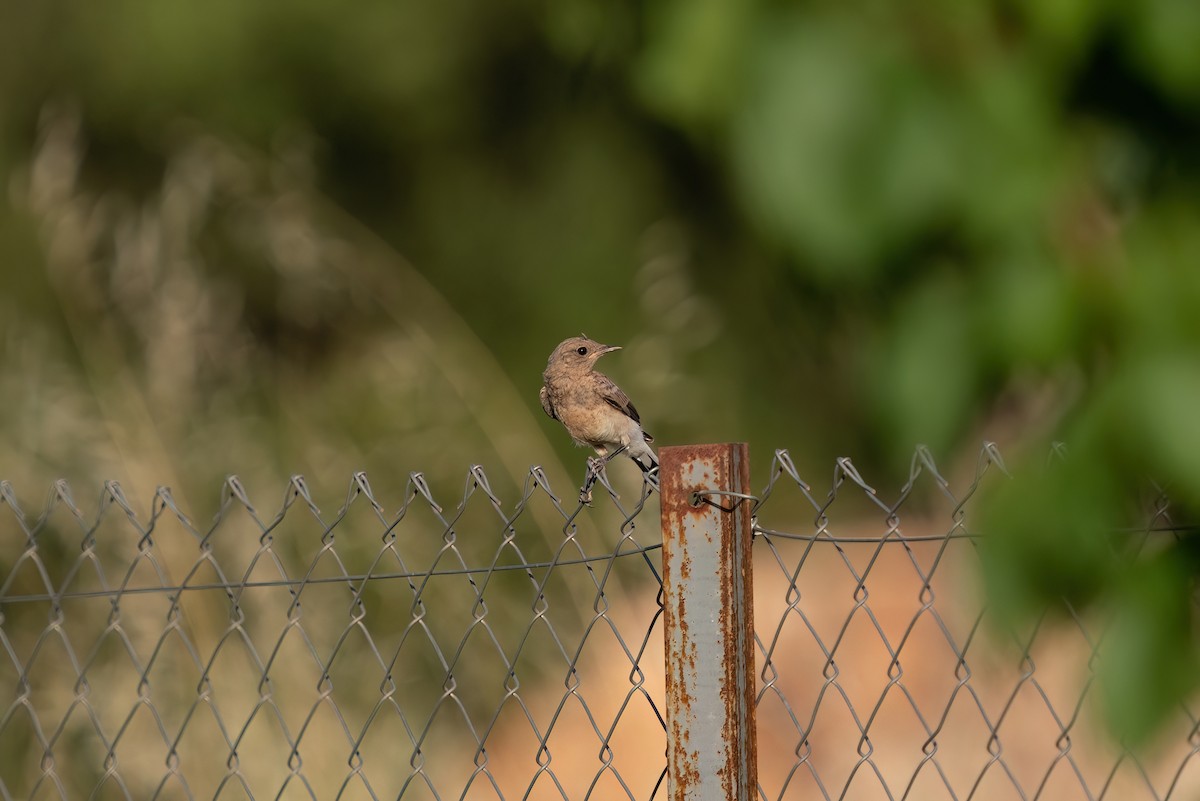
599 344 622 354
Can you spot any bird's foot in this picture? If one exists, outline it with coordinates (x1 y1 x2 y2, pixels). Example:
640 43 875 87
579 456 606 506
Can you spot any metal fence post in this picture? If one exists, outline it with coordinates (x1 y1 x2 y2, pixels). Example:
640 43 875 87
659 443 758 801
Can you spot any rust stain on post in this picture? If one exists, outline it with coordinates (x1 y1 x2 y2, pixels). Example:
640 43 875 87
660 443 757 801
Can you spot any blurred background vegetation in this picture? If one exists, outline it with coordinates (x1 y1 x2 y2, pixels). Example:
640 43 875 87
2 0 1200 756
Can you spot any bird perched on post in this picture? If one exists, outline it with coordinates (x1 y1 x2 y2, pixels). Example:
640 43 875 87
540 335 658 497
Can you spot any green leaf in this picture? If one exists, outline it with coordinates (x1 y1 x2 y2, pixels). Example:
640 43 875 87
1114 354 1200 507
980 457 1123 628
1125 0 1200 102
1100 547 1200 745
730 14 888 276
981 250 1077 366
871 280 975 458
635 0 756 129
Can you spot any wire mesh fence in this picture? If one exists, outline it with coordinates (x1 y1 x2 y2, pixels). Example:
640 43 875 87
0 470 667 801
1 445 1198 800
747 446 1200 801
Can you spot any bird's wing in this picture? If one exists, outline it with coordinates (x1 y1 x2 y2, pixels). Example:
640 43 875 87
539 385 558 420
602 385 655 443
595 374 656 444
595 374 641 424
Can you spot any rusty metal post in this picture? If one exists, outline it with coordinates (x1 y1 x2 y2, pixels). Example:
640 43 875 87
660 443 758 801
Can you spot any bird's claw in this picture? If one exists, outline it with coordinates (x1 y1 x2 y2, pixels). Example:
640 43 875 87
578 456 605 506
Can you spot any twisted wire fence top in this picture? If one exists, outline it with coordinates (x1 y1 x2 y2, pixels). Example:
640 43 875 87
2 444 1199 800
0 467 666 801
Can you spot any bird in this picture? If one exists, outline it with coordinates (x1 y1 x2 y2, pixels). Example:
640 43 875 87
540 335 658 499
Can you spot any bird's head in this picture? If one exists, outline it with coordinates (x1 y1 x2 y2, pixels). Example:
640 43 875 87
546 334 621 373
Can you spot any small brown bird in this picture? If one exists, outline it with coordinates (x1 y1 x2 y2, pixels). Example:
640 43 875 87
540 335 658 479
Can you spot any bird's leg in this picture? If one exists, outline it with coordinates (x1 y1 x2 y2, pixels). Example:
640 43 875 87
580 456 605 505
603 446 628 464
591 456 621 501
604 444 659 492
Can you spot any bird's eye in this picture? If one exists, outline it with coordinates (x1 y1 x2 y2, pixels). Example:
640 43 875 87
576 346 588 356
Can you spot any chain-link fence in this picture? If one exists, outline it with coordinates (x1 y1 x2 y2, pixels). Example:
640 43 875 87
1 445 1198 800
747 446 1200 801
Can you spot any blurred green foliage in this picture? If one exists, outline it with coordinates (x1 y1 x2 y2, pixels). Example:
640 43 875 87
2 0 1200 748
